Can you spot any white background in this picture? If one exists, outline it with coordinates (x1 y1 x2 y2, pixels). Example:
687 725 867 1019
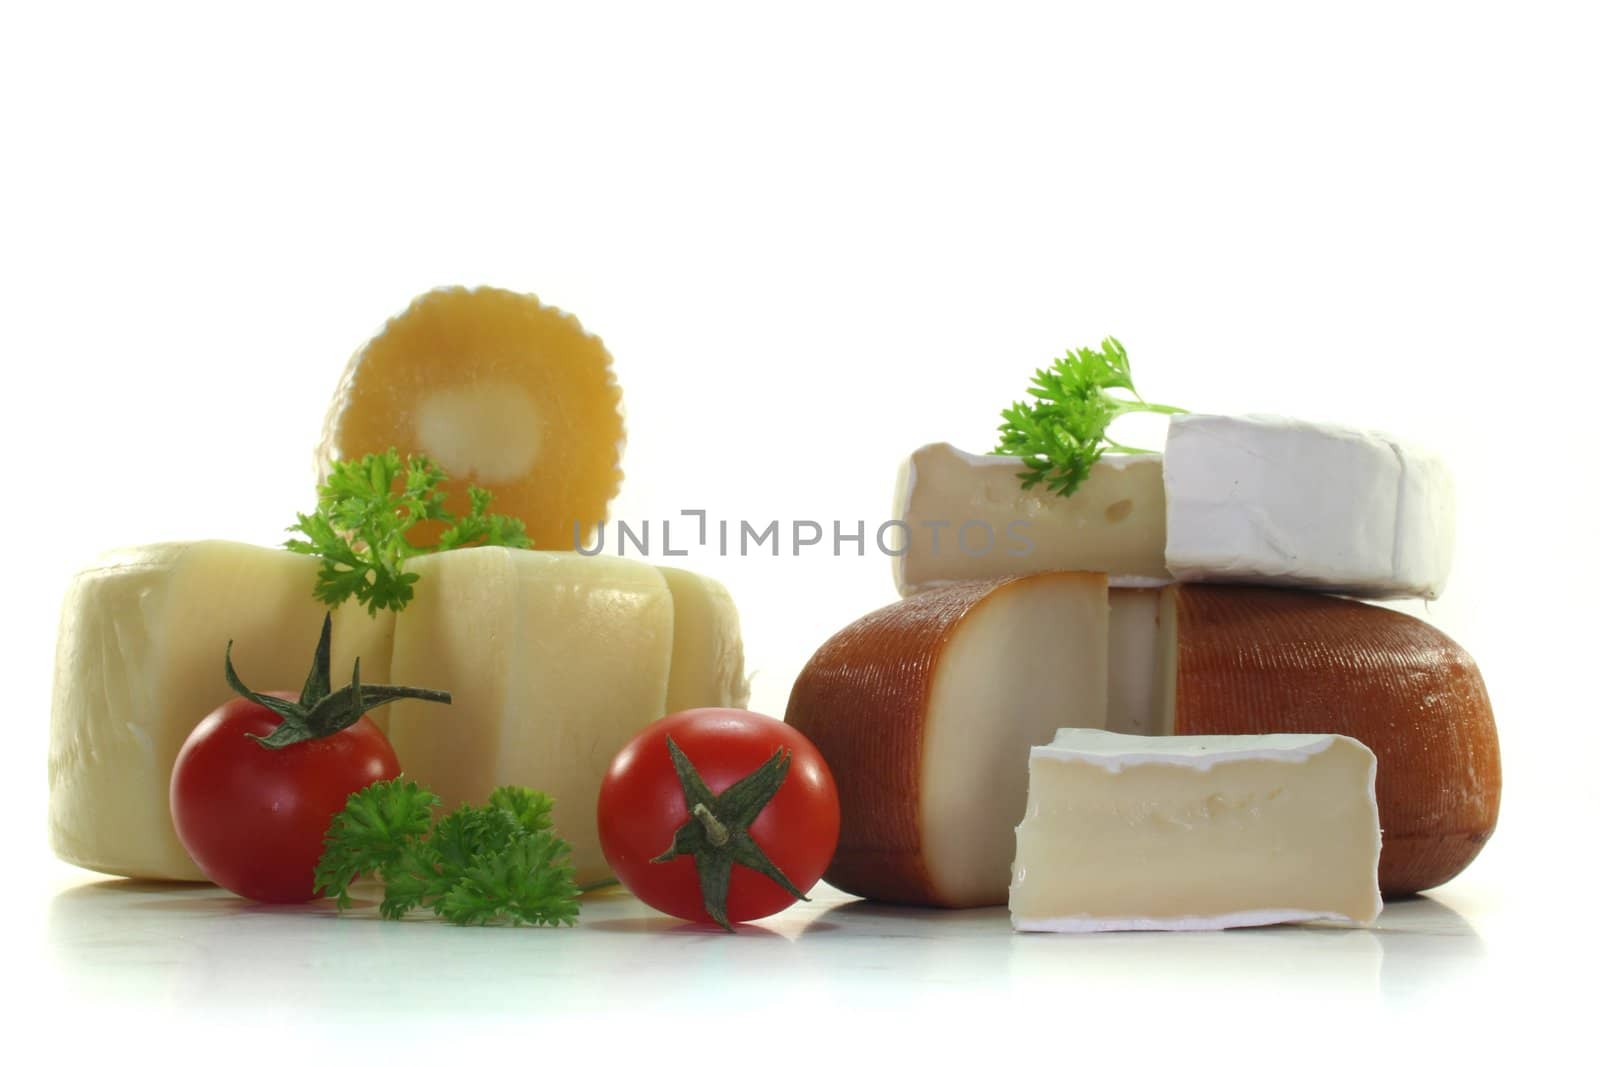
3 1 1596 1060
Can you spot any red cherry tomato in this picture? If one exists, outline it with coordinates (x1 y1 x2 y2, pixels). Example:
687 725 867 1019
169 694 400 903
597 707 840 926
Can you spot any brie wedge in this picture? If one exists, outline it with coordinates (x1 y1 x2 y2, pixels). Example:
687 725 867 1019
1010 729 1382 932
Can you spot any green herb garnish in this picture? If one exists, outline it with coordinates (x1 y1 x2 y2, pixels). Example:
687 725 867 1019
314 779 581 927
994 336 1187 498
285 449 531 615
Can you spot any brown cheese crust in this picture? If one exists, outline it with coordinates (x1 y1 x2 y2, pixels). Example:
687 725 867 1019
1170 585 1501 896
784 580 1014 905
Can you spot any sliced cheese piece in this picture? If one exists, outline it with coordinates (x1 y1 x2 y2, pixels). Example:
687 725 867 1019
784 572 1108 907
890 415 1454 600
384 548 674 884
892 443 1167 595
1163 414 1455 599
659 566 749 712
1155 584 1499 895
1010 729 1382 932
48 542 394 881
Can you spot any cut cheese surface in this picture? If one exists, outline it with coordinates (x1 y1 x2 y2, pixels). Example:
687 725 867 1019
659 566 749 713
892 443 1167 595
1010 730 1382 932
48 542 393 881
890 415 1455 600
1163 413 1455 599
383 548 674 884
1107 587 1163 735
785 572 1108 907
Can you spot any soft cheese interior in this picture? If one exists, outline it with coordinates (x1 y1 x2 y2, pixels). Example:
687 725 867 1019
893 443 1168 596
1010 730 1382 931
1107 587 1168 735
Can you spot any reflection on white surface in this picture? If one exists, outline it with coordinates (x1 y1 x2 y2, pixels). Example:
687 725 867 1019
36 868 1501 1056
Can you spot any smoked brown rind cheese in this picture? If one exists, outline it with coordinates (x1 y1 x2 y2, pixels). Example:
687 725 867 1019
1168 585 1500 896
785 572 1108 907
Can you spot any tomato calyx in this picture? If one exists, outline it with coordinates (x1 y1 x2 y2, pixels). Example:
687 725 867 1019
224 612 452 750
649 735 810 931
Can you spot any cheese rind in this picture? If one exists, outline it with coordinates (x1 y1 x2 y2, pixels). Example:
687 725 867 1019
48 542 393 880
1163 413 1454 599
1010 730 1382 932
892 443 1168 595
383 548 674 884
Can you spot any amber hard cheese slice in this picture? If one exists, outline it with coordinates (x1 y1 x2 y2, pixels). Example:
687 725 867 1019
785 572 1109 907
1010 730 1382 932
318 287 625 550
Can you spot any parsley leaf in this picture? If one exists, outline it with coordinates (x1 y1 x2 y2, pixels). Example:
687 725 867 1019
443 834 583 927
993 336 1187 498
286 449 532 615
312 778 439 909
313 780 581 928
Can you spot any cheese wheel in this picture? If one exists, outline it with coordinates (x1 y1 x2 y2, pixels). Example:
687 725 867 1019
1164 585 1500 896
793 577 1497 907
49 542 749 886
784 572 1108 907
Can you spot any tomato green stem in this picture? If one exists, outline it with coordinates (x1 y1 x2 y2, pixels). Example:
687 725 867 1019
648 735 810 931
691 803 731 846
227 612 451 749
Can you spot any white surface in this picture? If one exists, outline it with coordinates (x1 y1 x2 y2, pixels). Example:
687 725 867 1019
21 862 1574 1062
3 0 1598 1058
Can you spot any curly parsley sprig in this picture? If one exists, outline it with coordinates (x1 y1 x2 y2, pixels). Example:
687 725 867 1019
993 336 1187 498
314 780 581 927
286 450 531 615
